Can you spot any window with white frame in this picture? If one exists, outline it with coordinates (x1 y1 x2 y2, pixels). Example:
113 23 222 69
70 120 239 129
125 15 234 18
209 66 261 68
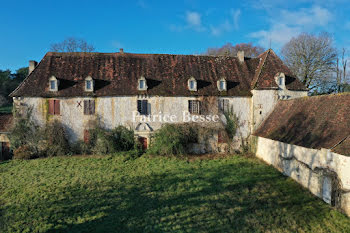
138 76 148 91
276 72 285 87
49 76 58 92
85 76 94 92
188 77 197 91
217 78 227 91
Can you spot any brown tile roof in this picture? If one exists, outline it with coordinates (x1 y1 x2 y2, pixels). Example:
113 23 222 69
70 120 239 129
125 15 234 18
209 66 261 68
0 114 13 132
332 136 350 156
251 49 308 91
10 50 306 97
254 94 350 156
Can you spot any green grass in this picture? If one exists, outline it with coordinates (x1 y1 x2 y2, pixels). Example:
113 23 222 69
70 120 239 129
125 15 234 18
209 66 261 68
0 104 12 114
1 154 350 233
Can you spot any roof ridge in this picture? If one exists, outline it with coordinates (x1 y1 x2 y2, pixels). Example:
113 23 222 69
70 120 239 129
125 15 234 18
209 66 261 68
251 49 270 89
46 51 254 60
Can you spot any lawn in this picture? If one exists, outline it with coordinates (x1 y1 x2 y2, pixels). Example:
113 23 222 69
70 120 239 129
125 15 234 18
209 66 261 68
1 154 350 233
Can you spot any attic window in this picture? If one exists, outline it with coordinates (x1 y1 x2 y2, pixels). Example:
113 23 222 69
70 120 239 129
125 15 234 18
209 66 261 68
217 78 227 91
188 77 197 91
49 76 58 92
276 72 285 87
85 76 94 92
138 76 148 91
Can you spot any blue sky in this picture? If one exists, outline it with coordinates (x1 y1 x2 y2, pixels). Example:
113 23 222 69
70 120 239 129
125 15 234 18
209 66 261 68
1 0 350 71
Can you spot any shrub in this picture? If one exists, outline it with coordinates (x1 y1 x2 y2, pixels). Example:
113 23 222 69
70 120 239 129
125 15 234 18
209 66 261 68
112 126 135 151
88 125 136 155
40 120 70 157
224 111 238 139
71 140 91 155
9 108 39 150
13 145 37 160
88 127 116 155
148 123 198 156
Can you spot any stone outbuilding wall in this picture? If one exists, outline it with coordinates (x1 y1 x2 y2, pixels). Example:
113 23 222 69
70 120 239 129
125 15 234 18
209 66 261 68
255 136 350 216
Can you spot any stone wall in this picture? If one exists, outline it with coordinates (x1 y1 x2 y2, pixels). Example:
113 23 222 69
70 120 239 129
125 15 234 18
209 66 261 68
255 136 350 216
15 96 252 144
251 89 308 131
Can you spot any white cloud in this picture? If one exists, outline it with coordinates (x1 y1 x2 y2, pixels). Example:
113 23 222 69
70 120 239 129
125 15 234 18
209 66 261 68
186 11 204 31
232 9 241 30
170 9 241 36
209 8 241 36
249 24 301 48
210 20 232 36
249 5 333 48
279 5 332 28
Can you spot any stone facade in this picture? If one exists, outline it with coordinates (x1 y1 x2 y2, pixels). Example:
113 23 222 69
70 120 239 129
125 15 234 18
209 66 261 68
14 89 306 150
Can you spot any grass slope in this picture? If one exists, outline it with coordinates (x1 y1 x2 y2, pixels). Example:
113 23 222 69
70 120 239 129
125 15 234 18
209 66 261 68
1 155 350 233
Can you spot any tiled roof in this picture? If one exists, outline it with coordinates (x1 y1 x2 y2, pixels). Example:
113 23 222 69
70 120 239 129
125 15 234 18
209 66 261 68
0 114 13 132
10 50 307 97
251 49 308 91
254 93 350 156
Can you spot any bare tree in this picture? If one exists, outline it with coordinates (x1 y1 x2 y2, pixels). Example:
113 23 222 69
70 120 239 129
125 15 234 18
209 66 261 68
204 42 265 57
336 48 348 93
281 32 337 91
50 37 95 52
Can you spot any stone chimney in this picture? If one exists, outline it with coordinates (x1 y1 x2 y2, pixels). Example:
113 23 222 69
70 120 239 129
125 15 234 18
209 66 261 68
237 51 244 63
29 60 38 74
119 48 124 54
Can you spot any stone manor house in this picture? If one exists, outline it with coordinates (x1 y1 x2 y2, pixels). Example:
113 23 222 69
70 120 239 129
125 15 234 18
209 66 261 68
10 49 308 149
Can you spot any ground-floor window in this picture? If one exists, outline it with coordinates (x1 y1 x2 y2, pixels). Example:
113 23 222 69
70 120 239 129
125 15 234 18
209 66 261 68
188 100 200 114
84 100 95 115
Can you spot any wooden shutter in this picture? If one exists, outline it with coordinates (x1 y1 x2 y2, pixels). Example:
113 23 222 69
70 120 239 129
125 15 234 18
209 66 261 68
197 101 201 114
54 100 60 115
218 99 223 112
48 100 54 115
142 100 148 115
188 100 192 113
137 100 142 113
84 100 88 115
90 100 95 114
219 99 229 113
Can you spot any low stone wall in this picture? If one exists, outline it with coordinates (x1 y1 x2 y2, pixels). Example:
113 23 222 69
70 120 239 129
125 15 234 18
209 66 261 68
255 136 350 216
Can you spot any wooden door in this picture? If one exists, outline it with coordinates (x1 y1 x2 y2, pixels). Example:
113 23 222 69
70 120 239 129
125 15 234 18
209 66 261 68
138 137 147 150
2 142 10 160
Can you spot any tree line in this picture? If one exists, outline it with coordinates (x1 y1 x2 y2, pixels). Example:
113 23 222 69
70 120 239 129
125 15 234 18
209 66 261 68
0 68 28 106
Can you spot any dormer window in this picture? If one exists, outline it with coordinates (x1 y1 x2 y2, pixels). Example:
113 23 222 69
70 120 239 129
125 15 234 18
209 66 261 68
138 76 148 91
188 77 197 91
49 76 58 92
85 76 94 92
217 78 227 91
276 72 285 88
